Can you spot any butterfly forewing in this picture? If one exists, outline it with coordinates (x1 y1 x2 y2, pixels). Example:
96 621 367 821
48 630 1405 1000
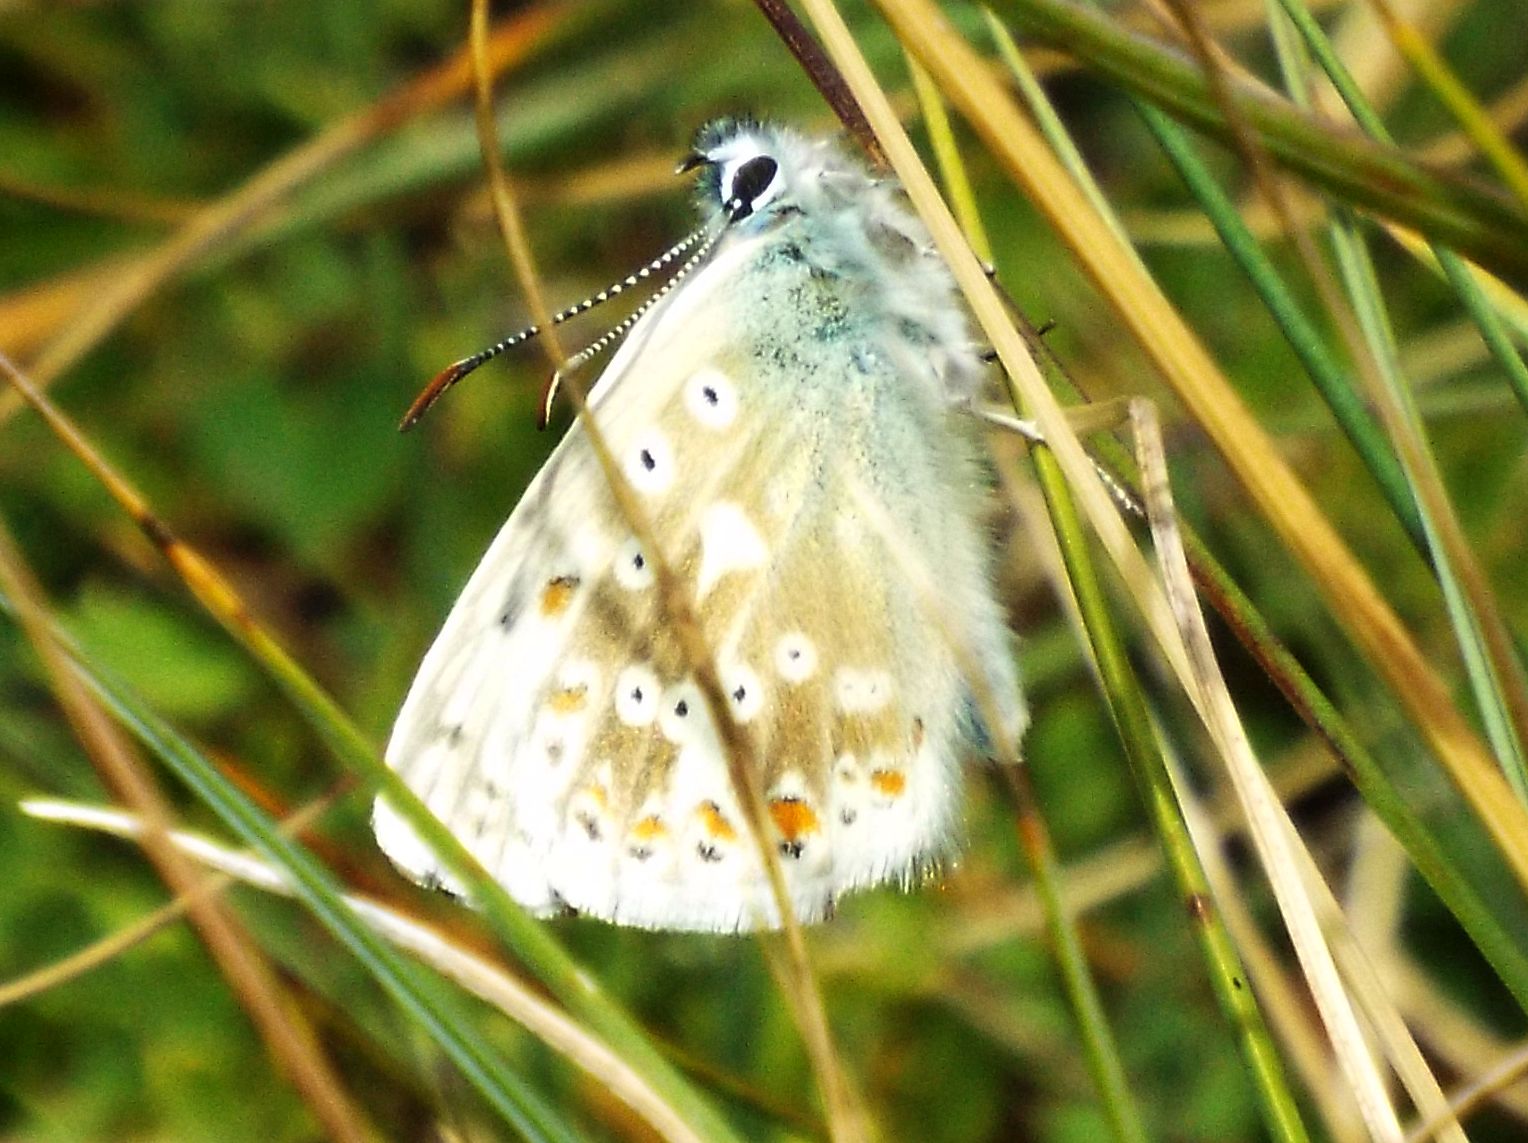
379 121 1026 932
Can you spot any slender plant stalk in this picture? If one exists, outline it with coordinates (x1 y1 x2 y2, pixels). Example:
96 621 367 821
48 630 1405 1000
1365 0 1528 212
1265 0 1528 799
908 53 1149 1143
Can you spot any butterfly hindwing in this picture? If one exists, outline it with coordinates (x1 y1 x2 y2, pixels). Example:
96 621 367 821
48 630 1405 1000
379 122 1026 931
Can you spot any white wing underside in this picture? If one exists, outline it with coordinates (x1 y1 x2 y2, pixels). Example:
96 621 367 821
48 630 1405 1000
378 235 1025 932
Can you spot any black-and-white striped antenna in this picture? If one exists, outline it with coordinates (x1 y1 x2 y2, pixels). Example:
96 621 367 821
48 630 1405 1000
532 177 767 426
399 225 709 431
535 224 725 427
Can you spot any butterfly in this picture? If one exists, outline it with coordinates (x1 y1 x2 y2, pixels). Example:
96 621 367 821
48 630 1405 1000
376 118 1027 932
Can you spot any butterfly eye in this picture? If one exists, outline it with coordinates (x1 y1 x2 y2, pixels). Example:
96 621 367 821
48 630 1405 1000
724 154 780 220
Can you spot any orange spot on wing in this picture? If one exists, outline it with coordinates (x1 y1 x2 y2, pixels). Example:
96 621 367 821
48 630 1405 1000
539 575 580 616
769 796 821 842
548 685 587 713
697 801 737 841
870 770 906 798
630 814 667 842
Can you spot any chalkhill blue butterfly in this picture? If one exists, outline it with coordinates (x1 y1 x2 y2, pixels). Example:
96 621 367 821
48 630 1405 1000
376 119 1026 932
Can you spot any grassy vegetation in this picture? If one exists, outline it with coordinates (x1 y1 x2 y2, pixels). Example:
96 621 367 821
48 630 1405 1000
3 0 1528 1139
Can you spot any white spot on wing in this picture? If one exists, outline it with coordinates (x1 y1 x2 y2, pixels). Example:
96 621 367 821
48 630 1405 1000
614 664 661 726
696 501 767 598
612 537 653 590
774 632 818 683
684 368 739 429
658 680 705 744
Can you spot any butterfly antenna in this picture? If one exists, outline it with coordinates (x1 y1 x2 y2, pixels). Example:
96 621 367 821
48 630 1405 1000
399 227 710 431
537 222 727 427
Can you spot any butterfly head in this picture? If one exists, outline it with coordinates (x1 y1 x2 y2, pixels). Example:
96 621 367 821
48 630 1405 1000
681 118 834 231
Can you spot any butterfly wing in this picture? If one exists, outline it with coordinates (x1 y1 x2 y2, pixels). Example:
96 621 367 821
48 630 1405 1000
378 231 1024 932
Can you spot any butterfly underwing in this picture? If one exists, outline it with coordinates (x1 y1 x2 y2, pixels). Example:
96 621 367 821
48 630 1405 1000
376 118 1027 932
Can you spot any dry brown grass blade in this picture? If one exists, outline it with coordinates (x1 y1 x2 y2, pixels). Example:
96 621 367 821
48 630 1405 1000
1400 988 1528 1140
873 0 1528 894
1128 399 1405 1141
0 3 567 423
0 526 376 1143
0 258 142 362
468 0 567 375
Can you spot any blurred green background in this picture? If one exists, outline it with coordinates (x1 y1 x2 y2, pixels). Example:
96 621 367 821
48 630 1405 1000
3 1 1528 1139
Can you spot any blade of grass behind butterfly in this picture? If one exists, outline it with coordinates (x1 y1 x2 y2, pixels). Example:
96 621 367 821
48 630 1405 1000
989 388 1528 1017
876 0 1528 901
991 0 1528 284
807 3 1313 1137
464 6 865 1136
1167 0 1528 809
0 353 744 1143
980 18 1528 1015
982 10 1429 561
0 586 581 1143
1091 424 1528 1014
0 526 378 1143
990 4 1528 1100
1265 0 1528 795
905 57 1148 1143
821 2 1461 1135
975 23 1507 1121
988 0 1523 823
997 0 1528 1000
1364 0 1528 214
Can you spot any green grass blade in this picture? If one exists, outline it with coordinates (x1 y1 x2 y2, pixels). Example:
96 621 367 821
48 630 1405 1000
999 0 1528 282
0 596 581 1143
1266 0 1528 802
1266 0 1528 419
